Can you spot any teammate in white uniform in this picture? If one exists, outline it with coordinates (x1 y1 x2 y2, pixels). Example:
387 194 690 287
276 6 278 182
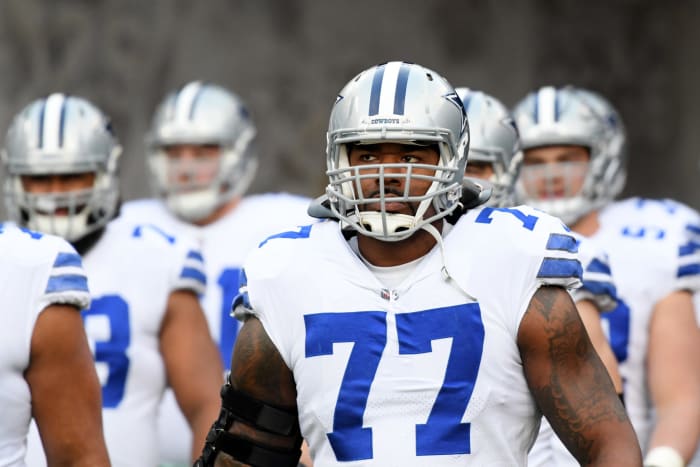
453 87 522 208
195 62 641 466
1 94 223 467
513 85 700 467
593 197 700 467
454 87 625 466
0 223 109 467
120 81 314 466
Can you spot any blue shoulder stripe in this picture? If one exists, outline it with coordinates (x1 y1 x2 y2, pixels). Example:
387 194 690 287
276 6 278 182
580 280 617 298
537 258 583 279
545 233 579 253
45 274 89 294
186 250 204 262
180 266 206 285
586 258 611 275
678 263 700 278
686 224 700 235
53 252 83 268
679 241 700 257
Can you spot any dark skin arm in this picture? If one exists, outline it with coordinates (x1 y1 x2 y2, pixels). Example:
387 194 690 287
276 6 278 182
25 304 111 467
215 316 299 467
518 286 642 466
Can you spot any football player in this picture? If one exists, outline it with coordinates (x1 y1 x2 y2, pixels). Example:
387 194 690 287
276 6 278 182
195 61 641 466
0 223 109 466
455 87 625 466
2 94 223 466
120 81 315 466
512 85 700 467
454 87 522 207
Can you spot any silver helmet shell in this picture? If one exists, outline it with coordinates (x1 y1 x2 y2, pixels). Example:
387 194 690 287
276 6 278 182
146 81 257 222
456 87 522 207
2 93 121 242
511 85 626 224
326 61 469 241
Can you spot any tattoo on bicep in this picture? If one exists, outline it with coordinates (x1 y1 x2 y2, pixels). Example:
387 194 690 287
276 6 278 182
526 287 628 462
230 317 296 404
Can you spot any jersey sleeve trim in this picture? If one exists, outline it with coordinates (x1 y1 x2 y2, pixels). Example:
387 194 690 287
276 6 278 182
536 233 583 289
173 248 207 294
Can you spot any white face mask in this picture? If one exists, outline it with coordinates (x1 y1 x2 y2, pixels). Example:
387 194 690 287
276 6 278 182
15 183 114 242
519 160 590 201
515 160 594 225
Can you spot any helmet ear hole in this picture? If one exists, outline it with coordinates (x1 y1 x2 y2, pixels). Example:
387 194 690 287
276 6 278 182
145 81 257 222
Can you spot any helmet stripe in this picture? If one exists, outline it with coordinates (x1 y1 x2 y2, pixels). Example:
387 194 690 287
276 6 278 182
175 81 203 122
532 91 539 123
392 62 410 115
368 63 386 116
377 61 402 116
42 93 66 152
188 84 206 120
536 86 557 125
36 99 47 149
58 95 68 148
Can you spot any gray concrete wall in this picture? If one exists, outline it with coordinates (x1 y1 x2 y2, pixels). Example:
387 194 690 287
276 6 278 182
0 0 698 212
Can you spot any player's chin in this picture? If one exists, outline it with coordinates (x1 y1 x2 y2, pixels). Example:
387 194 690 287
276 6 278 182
365 202 412 214
537 189 567 199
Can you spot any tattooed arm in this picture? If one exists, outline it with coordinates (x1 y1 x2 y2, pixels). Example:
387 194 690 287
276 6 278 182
214 316 301 467
518 286 641 466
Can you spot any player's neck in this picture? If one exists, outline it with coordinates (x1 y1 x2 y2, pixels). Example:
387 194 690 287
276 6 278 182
357 222 441 267
191 196 241 226
570 209 600 237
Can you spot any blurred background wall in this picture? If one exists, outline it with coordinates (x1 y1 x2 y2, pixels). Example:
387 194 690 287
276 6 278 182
0 0 698 212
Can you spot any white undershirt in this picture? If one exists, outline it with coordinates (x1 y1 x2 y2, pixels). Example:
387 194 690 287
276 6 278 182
348 222 452 290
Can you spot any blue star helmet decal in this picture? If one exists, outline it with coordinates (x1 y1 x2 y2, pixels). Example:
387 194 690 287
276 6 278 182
444 91 468 132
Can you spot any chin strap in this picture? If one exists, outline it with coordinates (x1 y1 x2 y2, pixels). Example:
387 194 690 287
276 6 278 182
420 222 478 303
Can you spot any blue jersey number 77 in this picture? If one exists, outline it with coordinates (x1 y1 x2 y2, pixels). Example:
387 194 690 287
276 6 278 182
304 303 485 461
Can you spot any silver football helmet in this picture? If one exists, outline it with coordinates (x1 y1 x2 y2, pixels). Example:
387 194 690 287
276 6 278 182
146 81 257 222
511 85 626 224
326 61 469 241
456 87 522 207
2 93 121 242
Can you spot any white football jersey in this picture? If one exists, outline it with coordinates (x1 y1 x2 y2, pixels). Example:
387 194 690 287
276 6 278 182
0 223 89 467
529 234 618 467
607 199 700 467
239 205 582 466
590 198 700 454
120 193 314 464
25 215 206 467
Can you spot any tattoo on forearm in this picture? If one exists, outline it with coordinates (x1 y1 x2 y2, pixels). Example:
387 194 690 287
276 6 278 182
525 287 628 463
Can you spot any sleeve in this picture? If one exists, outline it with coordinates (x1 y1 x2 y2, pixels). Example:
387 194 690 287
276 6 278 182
463 206 584 338
128 220 208 295
37 239 91 312
232 268 253 321
675 224 700 293
533 220 583 291
572 236 618 312
172 246 207 295
470 205 583 292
